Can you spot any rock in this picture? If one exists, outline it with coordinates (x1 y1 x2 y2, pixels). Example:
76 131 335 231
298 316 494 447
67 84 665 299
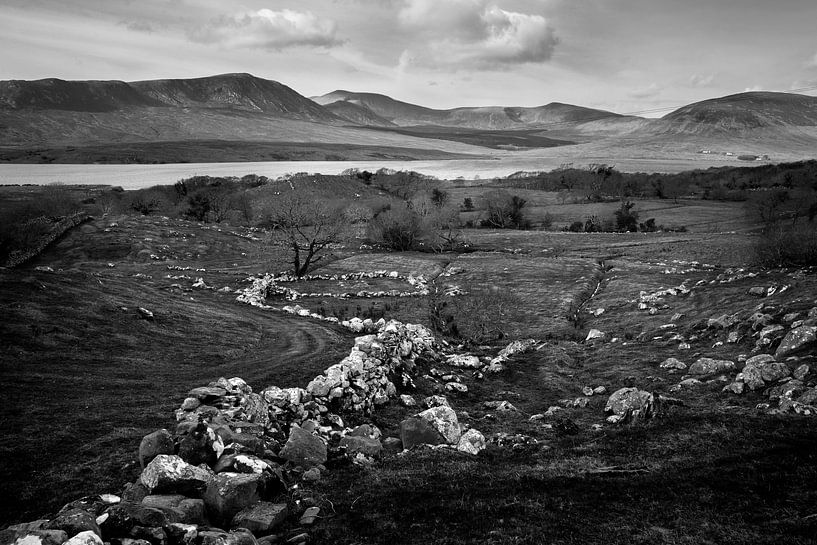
139 455 212 496
745 354 776 367
140 495 205 526
99 501 169 537
137 308 154 321
399 417 446 449
740 365 766 391
759 324 785 339
796 388 817 405
759 362 790 383
399 394 417 407
748 286 767 297
382 437 403 454
64 531 103 545
302 468 321 482
138 429 175 469
775 326 817 359
233 455 270 474
456 429 486 455
178 422 224 467
5 530 68 545
604 388 657 422
129 526 167 544
707 314 738 329
204 473 267 526
340 435 383 458
445 382 468 394
418 406 461 444
793 364 810 380
660 357 687 370
423 395 450 408
582 386 594 396
279 426 327 469
446 355 481 368
688 357 735 376
232 502 288 536
45 508 101 539
188 386 228 402
299 506 320 526
286 533 309 544
165 524 197 545
585 329 606 342
198 530 257 545
593 386 607 395
723 382 745 394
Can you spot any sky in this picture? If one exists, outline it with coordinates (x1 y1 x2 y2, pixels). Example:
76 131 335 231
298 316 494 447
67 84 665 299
2 0 817 116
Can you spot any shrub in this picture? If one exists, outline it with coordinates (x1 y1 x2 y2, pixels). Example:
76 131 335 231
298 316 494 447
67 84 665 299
754 223 817 268
429 284 521 344
614 201 639 232
368 206 427 251
480 190 530 229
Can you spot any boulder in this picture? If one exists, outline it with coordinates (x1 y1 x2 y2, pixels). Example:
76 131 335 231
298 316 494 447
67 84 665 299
585 329 606 342
456 429 486 455
759 362 790 383
688 357 735 376
204 473 266 526
178 422 224 467
604 388 657 423
775 326 817 359
399 417 446 449
140 495 205 525
339 435 383 458
3 530 68 545
279 426 327 469
63 531 103 545
165 524 197 545
659 357 687 370
99 502 169 538
231 502 288 536
139 455 212 496
418 405 461 444
138 429 175 469
44 508 101 539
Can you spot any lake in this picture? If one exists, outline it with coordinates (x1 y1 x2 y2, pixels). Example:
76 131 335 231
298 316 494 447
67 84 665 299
0 156 734 189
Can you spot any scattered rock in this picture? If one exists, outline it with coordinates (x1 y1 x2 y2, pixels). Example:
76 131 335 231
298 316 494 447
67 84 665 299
456 429 486 455
138 429 175 470
775 326 817 359
418 406 461 444
604 388 657 423
399 417 446 449
232 502 288 536
688 357 735 376
139 455 212 496
279 426 327 469
339 435 382 458
64 531 103 545
204 473 267 526
585 329 606 342
660 357 687 370
299 506 320 526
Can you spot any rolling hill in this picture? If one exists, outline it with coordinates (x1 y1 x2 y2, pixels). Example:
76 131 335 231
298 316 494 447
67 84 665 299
2 73 817 164
659 91 817 134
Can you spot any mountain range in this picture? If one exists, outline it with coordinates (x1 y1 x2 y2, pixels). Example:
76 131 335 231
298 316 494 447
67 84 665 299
1 73 816 164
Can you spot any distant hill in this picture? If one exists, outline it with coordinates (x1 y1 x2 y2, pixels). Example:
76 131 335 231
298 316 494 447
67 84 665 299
0 78 162 112
661 92 817 133
312 90 631 130
323 100 396 127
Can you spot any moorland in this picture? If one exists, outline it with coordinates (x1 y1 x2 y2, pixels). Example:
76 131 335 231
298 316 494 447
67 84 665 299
1 160 817 544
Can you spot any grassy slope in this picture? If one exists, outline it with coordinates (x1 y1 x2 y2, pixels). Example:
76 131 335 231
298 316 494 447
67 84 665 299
2 185 817 544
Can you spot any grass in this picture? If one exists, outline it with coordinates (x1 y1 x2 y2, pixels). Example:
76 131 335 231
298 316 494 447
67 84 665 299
1 182 816 545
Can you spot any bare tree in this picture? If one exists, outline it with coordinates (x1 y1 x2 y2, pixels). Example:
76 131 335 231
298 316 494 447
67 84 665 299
262 190 343 277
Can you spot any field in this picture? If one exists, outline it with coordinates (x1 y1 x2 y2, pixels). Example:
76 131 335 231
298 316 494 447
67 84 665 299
1 176 816 544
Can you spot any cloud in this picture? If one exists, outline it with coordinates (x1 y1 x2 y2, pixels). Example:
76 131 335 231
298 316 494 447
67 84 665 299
396 0 558 70
189 9 342 50
807 51 817 68
628 83 661 99
689 73 715 87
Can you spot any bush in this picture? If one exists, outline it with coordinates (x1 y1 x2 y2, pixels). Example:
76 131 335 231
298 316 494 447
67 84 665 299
480 190 530 229
368 206 428 251
429 284 521 344
614 201 639 232
755 223 817 267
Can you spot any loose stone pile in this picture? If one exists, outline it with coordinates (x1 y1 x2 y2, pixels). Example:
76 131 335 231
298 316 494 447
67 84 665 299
2 319 493 545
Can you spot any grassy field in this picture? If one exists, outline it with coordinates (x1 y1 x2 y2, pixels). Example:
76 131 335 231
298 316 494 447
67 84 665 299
1 180 816 544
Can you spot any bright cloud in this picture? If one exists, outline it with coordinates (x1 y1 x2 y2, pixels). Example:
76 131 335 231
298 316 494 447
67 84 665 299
690 73 715 87
628 83 661 99
189 9 342 50
397 0 558 70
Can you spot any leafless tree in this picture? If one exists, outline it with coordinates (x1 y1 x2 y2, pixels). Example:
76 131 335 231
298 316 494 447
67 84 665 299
262 190 343 277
